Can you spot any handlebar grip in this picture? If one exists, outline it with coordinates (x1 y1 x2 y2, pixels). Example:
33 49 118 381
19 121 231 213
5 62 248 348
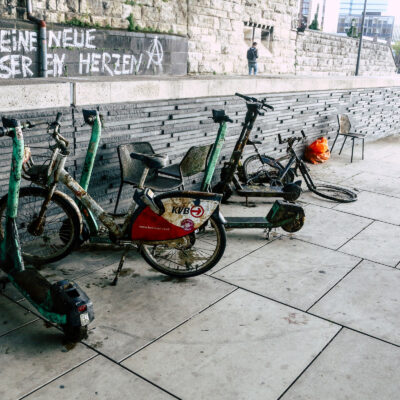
278 134 283 145
301 130 306 138
227 117 234 123
27 120 48 128
264 104 274 111
55 112 63 124
235 92 251 101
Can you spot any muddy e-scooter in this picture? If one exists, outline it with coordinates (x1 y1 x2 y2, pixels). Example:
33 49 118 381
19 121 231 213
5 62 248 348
213 93 302 204
202 109 305 235
0 117 94 341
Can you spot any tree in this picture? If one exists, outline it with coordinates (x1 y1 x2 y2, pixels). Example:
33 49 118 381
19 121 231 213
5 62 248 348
346 18 358 38
392 41 400 56
309 4 320 31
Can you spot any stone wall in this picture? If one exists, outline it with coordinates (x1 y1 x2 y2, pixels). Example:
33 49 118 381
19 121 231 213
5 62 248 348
0 0 299 75
296 30 396 76
0 2 396 77
1 85 400 211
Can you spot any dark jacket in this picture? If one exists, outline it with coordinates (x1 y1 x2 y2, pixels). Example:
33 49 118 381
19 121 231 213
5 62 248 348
247 47 258 63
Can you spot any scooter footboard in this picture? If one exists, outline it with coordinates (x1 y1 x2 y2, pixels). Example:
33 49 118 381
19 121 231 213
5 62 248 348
266 200 305 224
131 191 222 241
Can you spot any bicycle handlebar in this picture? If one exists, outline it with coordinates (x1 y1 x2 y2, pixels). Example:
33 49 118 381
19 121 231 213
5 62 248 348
235 92 274 111
278 131 307 146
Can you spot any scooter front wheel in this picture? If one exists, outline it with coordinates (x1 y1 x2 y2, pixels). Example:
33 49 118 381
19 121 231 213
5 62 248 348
140 215 226 278
212 182 233 203
0 187 80 265
282 214 305 233
61 325 88 342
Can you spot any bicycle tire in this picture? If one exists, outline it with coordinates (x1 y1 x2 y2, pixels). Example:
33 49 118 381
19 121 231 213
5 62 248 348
140 215 227 278
243 154 294 185
309 184 358 203
0 187 80 265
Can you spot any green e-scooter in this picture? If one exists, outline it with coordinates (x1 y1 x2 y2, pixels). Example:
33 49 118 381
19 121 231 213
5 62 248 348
0 116 94 341
202 109 305 235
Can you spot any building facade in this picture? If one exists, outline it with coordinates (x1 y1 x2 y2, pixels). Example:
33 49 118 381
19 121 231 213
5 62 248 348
339 0 388 15
337 12 394 41
298 0 313 28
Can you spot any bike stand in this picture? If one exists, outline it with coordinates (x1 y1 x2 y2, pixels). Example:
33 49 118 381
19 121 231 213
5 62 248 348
111 246 130 286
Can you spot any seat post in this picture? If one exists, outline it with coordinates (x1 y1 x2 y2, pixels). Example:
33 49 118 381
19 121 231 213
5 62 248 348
138 167 150 189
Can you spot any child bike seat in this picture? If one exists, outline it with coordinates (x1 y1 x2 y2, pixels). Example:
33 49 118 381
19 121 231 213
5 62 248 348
130 152 169 169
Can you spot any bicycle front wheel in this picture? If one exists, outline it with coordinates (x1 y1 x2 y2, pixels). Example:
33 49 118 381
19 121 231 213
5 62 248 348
309 184 358 203
0 187 80 265
140 215 226 278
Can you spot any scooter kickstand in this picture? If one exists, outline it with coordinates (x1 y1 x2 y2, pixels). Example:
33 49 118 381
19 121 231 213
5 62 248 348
111 246 129 286
264 228 271 240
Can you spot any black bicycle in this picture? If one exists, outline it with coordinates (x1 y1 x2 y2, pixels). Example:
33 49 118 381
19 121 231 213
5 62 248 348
243 131 357 203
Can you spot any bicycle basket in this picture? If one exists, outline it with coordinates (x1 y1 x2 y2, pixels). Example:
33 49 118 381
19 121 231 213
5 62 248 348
22 146 56 185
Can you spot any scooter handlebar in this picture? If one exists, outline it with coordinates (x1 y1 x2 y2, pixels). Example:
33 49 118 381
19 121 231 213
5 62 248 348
235 93 274 111
55 112 63 124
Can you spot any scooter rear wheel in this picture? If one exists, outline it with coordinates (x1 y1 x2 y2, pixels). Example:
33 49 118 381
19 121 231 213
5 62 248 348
140 215 226 278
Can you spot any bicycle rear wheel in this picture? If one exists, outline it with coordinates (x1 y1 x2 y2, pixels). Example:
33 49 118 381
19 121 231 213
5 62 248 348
243 154 294 185
140 215 226 278
309 184 357 203
0 187 80 265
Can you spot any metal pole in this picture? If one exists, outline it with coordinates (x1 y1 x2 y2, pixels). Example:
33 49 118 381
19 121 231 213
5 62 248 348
355 0 367 76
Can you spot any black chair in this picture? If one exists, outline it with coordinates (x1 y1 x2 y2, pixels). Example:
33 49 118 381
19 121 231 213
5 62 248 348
114 142 212 213
331 114 365 163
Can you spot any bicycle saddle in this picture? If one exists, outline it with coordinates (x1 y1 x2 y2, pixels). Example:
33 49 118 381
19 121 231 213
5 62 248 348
130 152 169 169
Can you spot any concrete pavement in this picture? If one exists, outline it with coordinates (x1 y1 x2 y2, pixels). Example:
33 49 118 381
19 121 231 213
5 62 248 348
1 135 400 399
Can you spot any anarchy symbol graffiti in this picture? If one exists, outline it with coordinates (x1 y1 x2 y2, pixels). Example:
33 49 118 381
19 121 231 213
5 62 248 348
146 36 164 70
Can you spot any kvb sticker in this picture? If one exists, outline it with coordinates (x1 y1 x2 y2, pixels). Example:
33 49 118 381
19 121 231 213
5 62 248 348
190 205 204 218
181 219 194 231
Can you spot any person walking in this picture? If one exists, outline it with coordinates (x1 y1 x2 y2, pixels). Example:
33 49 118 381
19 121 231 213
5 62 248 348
247 42 258 75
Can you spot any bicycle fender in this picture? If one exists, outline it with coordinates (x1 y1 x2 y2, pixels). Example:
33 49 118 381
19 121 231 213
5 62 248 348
131 193 220 241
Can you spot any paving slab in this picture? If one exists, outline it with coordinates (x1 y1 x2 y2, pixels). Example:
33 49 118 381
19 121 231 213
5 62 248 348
122 289 340 400
310 260 400 345
0 320 96 400
342 171 400 198
25 355 174 400
210 227 274 273
334 190 400 225
0 295 37 336
340 221 400 266
281 328 400 400
2 244 126 302
294 204 372 250
213 238 360 310
77 258 234 362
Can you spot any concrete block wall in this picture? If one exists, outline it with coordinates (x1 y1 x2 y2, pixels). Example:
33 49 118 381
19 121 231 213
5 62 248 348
0 19 188 79
1 86 400 212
